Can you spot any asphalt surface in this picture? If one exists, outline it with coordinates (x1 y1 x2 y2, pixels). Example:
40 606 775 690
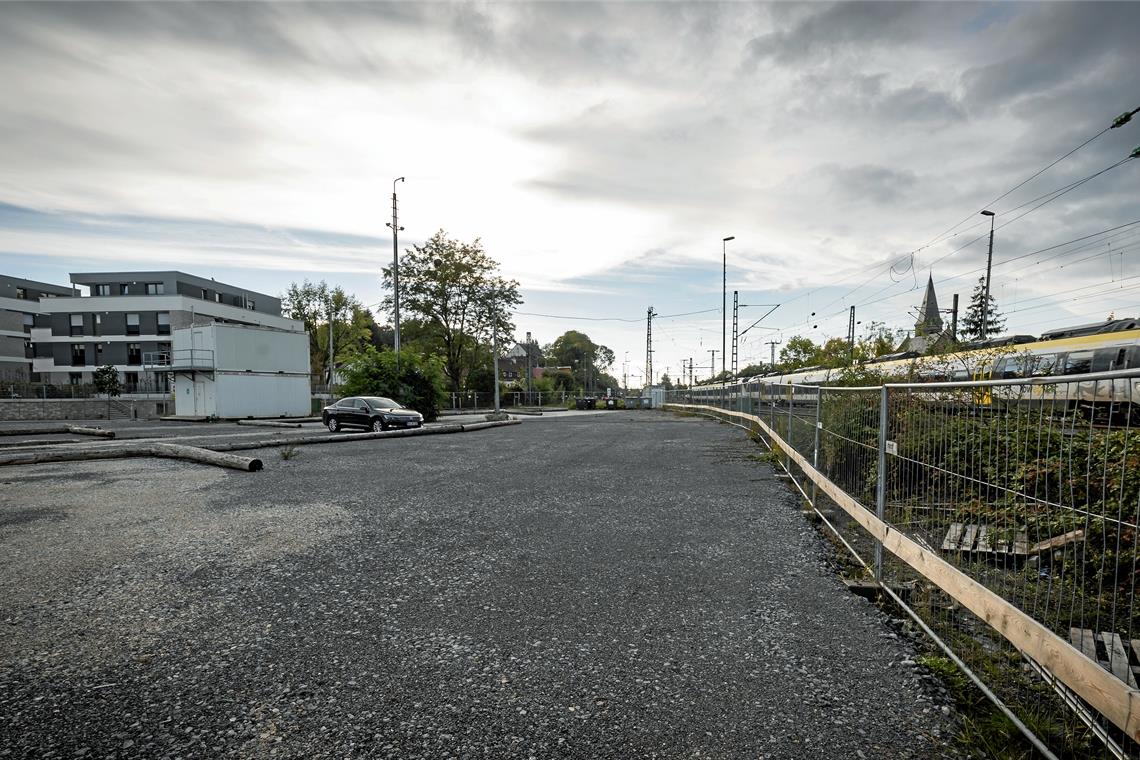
0 411 959 758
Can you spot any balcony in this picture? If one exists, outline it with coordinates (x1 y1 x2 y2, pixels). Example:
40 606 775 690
143 348 215 372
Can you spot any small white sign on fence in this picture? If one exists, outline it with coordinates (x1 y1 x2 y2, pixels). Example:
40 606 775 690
885 440 898 455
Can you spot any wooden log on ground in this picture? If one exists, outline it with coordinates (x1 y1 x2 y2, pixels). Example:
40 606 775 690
461 420 522 432
0 446 149 467
235 420 303 429
0 442 260 471
66 425 116 438
0 425 71 437
148 443 262 472
204 425 463 453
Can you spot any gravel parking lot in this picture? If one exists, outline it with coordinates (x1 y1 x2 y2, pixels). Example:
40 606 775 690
0 411 958 758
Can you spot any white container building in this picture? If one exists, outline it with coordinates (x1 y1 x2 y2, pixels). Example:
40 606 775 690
166 323 310 418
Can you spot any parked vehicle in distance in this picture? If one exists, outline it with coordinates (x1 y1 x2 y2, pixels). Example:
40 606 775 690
322 396 425 433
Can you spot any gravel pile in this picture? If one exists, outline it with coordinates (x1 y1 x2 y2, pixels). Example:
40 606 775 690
1 413 959 758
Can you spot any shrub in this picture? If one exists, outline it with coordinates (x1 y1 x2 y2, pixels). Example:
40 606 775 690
338 347 447 421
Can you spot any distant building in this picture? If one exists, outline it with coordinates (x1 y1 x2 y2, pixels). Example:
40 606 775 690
0 275 75 382
1 270 303 394
500 339 544 381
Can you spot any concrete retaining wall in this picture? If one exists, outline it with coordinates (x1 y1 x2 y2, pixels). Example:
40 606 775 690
0 398 170 421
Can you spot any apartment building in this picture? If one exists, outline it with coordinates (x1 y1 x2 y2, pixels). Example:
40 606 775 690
0 275 77 382
2 270 303 393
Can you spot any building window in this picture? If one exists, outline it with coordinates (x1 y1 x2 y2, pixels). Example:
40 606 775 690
71 343 86 366
69 372 83 385
95 343 104 363
201 288 209 300
94 284 111 296
22 313 33 333
127 343 141 365
146 282 164 295
93 313 102 336
157 312 171 335
119 284 129 295
214 292 223 303
246 300 255 311
15 287 27 299
69 314 84 336
124 371 138 392
126 313 140 335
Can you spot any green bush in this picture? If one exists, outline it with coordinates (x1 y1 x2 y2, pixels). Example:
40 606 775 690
338 347 447 421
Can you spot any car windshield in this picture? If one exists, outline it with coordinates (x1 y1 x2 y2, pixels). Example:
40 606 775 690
364 397 401 410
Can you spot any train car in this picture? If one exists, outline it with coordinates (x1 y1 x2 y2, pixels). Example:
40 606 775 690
688 319 1140 422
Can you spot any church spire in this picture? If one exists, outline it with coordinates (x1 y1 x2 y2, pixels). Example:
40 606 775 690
915 275 943 337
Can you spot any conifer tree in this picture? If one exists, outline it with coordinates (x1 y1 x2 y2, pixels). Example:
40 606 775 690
959 276 1005 341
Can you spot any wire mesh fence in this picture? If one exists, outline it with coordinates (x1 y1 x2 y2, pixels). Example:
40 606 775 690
668 371 1140 758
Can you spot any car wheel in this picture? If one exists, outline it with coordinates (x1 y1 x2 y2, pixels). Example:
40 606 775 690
327 417 339 433
372 418 385 432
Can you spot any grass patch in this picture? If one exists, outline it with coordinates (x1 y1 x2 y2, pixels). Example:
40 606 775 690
279 444 300 460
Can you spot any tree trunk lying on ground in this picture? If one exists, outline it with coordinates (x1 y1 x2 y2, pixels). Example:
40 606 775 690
0 425 116 439
0 443 260 471
235 420 303 429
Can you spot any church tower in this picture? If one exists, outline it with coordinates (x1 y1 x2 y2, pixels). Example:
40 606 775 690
914 275 944 337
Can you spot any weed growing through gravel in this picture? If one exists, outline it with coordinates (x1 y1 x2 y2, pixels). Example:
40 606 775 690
279 445 300 460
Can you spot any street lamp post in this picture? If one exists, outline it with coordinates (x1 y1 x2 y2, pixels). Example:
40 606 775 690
386 177 406 365
722 236 734 378
980 210 995 340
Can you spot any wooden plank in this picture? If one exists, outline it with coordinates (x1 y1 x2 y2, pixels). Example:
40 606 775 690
960 525 979 552
1100 632 1138 688
1028 529 1085 556
941 522 964 551
668 404 1140 742
1070 627 1099 662
976 525 993 553
1012 530 1029 556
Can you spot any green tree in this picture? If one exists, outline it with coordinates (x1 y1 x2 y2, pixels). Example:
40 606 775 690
545 330 614 392
738 363 767 378
960 276 1006 342
385 230 521 392
338 347 447 421
778 336 821 371
282 280 374 381
92 365 121 397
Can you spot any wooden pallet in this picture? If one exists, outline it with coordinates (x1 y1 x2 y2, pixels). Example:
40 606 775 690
1069 628 1140 688
941 523 1028 555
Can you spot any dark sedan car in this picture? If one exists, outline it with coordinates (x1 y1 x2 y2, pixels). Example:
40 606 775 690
321 396 425 433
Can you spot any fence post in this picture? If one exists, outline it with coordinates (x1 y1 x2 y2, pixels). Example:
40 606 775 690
785 385 793 470
811 388 821 508
874 385 888 581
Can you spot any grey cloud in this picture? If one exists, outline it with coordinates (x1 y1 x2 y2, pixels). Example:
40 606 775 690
744 2 971 66
962 3 1140 110
805 163 920 206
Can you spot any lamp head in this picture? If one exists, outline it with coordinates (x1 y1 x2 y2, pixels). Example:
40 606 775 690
980 210 995 217
723 236 735 242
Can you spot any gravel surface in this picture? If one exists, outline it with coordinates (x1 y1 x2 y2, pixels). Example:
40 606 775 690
0 412 959 758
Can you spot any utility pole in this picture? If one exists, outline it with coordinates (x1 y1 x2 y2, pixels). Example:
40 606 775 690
766 339 781 370
385 176 406 367
493 329 501 413
525 331 533 403
327 300 335 397
848 305 856 363
722 236 734 377
731 290 739 377
980 209 995 340
709 349 718 382
950 294 959 340
646 306 655 388
623 352 629 395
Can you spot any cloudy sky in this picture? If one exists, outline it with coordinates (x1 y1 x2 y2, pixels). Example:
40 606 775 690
1 1 1137 384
